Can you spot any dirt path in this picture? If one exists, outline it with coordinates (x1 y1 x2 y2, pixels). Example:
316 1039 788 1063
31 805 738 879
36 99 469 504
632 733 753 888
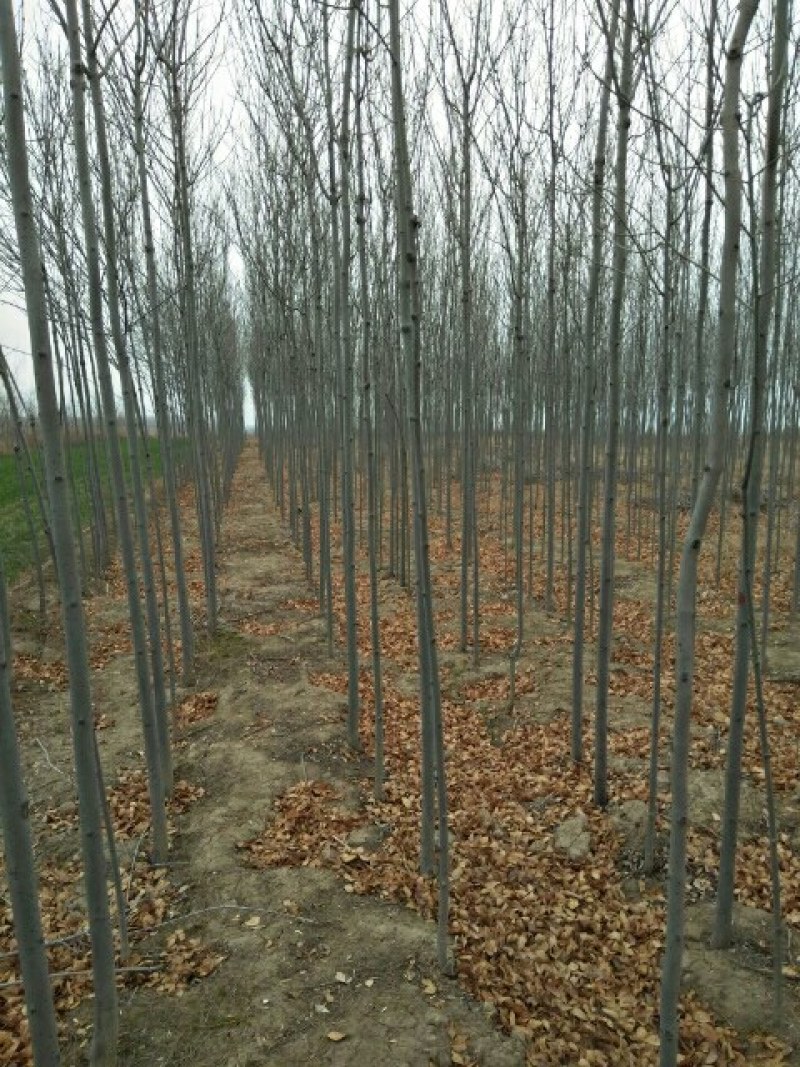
105 446 523 1067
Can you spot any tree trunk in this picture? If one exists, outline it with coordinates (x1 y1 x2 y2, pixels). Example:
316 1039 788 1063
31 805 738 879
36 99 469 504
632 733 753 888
571 0 619 765
134 0 195 685
659 5 759 1061
713 0 788 950
387 0 451 970
0 546 60 1062
594 0 634 808
0 5 119 1059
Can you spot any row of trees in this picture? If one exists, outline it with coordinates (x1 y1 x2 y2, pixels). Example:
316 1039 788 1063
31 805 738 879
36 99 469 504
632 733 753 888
1 0 798 1063
239 0 796 1061
1 0 244 1062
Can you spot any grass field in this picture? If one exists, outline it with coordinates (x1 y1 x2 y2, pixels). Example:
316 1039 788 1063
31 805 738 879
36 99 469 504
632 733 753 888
0 436 172 583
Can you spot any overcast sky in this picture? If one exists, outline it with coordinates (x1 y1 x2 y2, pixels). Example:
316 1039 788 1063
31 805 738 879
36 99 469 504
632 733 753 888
1 0 256 422
0 298 37 406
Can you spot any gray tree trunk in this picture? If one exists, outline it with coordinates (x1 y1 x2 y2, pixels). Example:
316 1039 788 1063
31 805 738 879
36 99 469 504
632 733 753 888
333 0 362 751
355 22 385 796
82 1 172 797
134 0 195 686
690 0 717 505
64 0 169 860
659 4 759 1061
571 0 619 765
594 0 634 808
713 0 788 950
387 0 451 970
166 50 219 639
0 5 119 1059
0 546 60 1062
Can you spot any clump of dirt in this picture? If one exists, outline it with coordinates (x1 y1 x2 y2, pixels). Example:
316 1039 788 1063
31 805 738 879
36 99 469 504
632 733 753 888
688 769 764 834
768 623 800 680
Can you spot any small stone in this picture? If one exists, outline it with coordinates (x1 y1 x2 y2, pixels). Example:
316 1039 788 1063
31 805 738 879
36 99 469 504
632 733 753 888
554 812 591 861
346 823 388 851
610 799 649 848
471 1035 527 1067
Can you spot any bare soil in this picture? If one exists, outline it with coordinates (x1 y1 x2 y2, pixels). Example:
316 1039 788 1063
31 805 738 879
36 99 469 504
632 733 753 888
4 449 524 1067
3 444 800 1065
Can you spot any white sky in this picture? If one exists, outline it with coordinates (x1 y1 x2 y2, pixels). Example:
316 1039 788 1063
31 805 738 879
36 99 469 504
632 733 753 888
0 301 38 408
0 0 779 429
1 0 255 423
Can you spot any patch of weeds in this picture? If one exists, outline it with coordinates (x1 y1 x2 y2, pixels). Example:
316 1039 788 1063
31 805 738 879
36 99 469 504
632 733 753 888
198 628 250 671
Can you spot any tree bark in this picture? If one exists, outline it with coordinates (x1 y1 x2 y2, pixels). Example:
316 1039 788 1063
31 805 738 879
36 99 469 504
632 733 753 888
0 4 118 1060
659 5 759 1061
713 0 788 950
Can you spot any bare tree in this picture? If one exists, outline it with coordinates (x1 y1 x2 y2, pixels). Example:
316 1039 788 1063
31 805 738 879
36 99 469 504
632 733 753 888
0 2 118 1060
659 4 759 1061
387 0 451 970
713 0 790 951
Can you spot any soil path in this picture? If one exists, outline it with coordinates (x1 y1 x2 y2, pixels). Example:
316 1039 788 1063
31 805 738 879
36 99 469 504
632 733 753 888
109 444 523 1067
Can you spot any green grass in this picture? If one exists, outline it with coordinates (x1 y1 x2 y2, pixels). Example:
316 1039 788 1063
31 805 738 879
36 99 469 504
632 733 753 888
0 435 181 584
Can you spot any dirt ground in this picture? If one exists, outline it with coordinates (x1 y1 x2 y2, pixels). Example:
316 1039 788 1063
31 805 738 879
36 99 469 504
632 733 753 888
111 456 527 1067
3 443 799 1065
4 449 524 1067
